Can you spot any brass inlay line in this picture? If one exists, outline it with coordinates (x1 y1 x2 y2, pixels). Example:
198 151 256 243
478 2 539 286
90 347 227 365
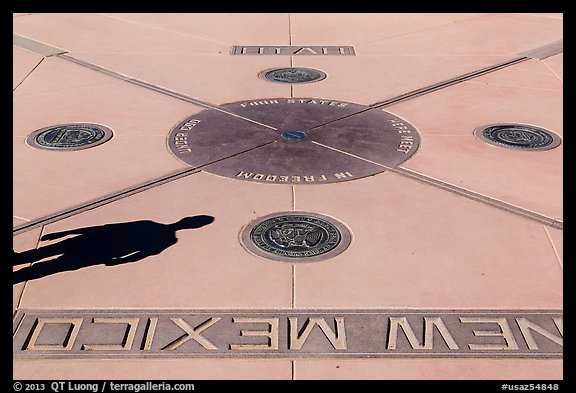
13 34 68 57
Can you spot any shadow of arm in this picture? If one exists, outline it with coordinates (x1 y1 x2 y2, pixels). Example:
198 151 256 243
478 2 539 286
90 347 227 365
105 250 160 265
41 225 103 241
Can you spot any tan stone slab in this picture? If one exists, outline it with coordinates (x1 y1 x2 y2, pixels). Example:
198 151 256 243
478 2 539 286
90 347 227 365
292 173 562 309
356 13 562 56
14 359 292 380
13 46 43 90
292 55 509 105
17 172 294 309
12 13 229 55
294 359 562 380
13 227 42 313
290 13 489 46
100 13 291 45
13 56 199 223
543 53 563 81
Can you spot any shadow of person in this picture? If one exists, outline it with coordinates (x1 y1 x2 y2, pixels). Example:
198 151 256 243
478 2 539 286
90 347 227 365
13 215 214 284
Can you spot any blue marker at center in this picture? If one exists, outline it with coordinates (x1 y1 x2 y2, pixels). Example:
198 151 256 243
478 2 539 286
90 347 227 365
281 130 306 140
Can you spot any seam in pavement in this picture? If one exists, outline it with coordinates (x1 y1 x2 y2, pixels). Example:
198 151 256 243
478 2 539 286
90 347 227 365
288 13 292 46
541 60 563 83
292 265 296 309
288 14 294 97
543 226 563 270
13 57 44 92
15 225 45 314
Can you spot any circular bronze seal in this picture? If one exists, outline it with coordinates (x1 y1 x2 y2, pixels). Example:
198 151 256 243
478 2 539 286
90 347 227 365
474 123 561 151
26 123 114 151
259 67 326 84
167 97 421 185
241 212 352 263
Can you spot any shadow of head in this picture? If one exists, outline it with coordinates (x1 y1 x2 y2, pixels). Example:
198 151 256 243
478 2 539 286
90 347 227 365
171 215 215 230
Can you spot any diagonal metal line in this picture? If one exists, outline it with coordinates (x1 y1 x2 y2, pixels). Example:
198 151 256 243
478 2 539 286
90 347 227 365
13 34 68 57
520 39 563 60
13 141 276 236
311 141 562 230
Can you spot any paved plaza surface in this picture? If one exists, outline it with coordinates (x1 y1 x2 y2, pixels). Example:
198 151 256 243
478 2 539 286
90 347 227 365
13 13 563 381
